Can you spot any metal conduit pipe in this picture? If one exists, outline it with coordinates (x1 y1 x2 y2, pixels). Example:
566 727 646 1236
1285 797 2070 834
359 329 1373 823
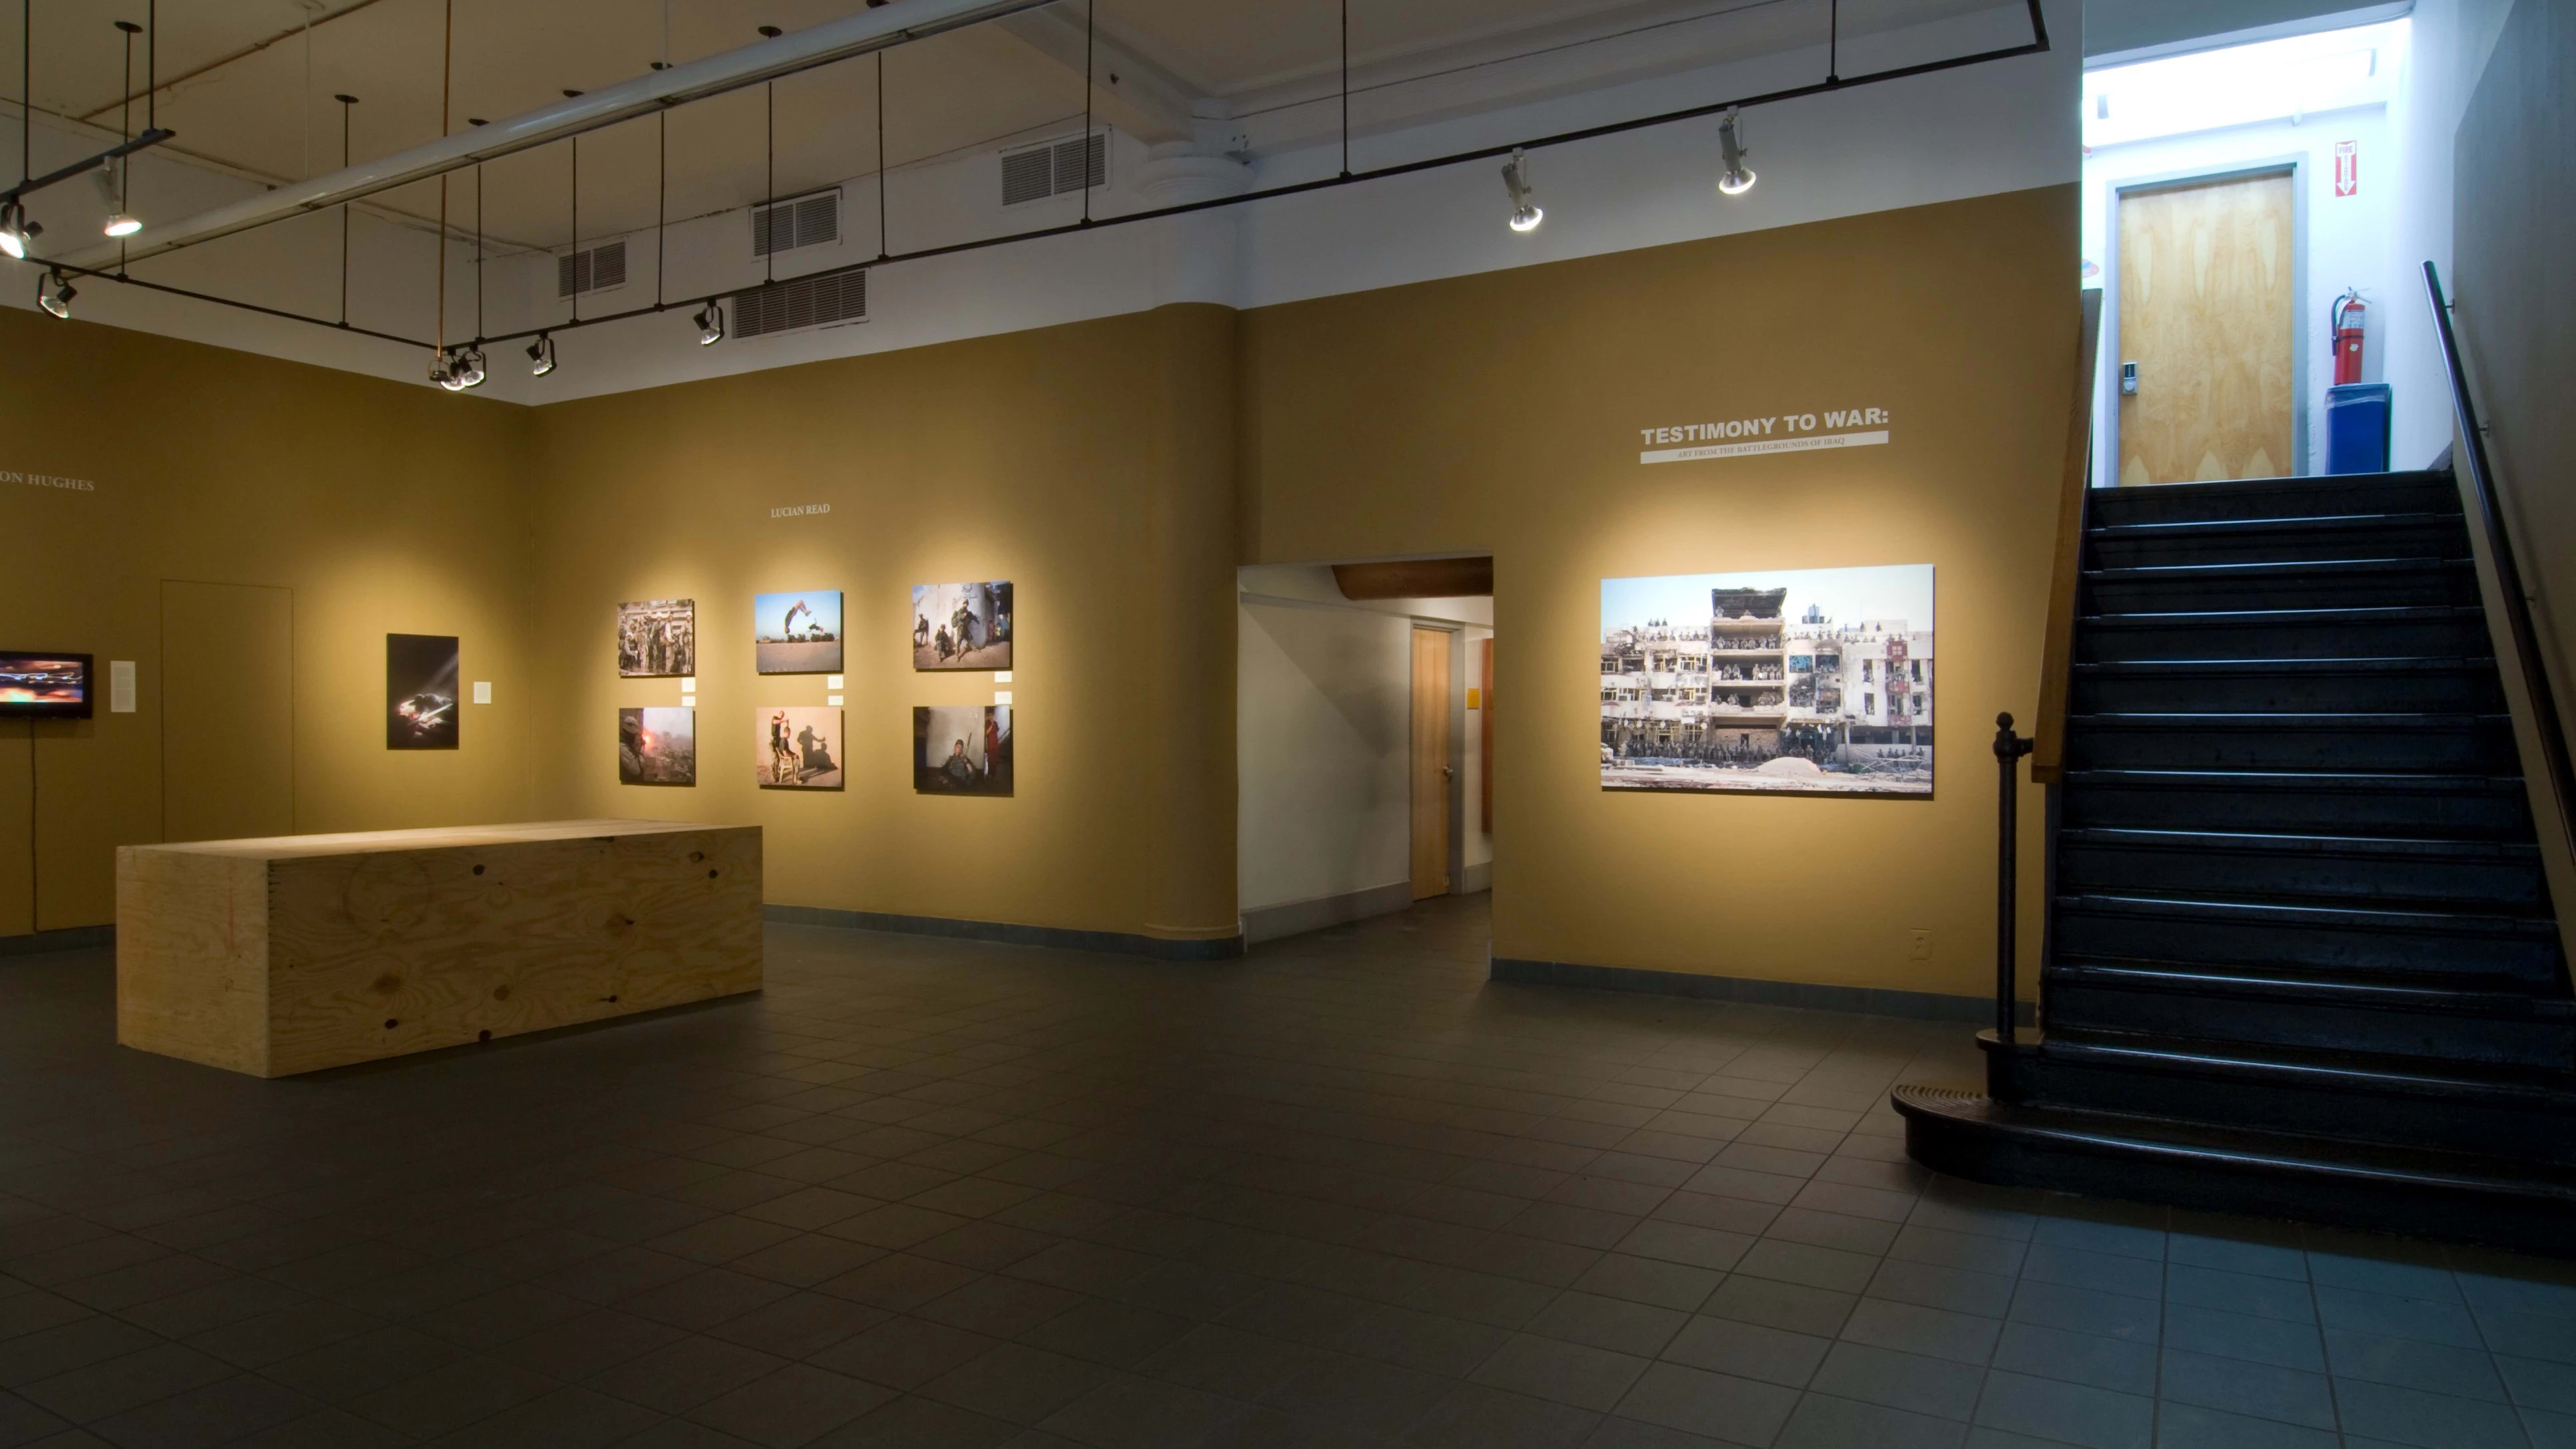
63 0 1060 270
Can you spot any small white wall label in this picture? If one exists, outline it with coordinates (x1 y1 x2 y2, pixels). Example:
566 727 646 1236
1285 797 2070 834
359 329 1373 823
472 681 492 705
995 671 1013 683
994 690 1013 705
109 661 136 713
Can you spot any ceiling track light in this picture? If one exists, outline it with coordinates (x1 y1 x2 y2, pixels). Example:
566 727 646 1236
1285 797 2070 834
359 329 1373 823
0 200 41 260
693 301 725 346
1500 147 1542 234
1716 108 1756 197
528 333 556 377
37 268 75 319
432 343 486 391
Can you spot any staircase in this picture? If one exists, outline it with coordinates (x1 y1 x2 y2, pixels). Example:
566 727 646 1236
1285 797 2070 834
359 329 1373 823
1895 468 2576 1251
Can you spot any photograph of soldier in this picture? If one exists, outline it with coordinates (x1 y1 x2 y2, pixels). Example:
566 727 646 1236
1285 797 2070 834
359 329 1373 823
617 707 696 785
912 705 1012 796
911 581 1012 670
385 633 460 750
754 591 843 674
616 598 695 677
756 707 844 788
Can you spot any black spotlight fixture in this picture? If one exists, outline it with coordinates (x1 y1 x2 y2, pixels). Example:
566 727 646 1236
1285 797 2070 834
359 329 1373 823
528 333 557 376
37 267 75 319
0 200 43 260
693 301 725 346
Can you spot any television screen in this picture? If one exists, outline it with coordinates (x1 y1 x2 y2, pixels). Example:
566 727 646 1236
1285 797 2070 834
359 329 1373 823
0 653 93 719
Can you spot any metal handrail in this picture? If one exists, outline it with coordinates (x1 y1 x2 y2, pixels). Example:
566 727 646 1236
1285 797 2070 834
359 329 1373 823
1995 713 2034 1042
2422 261 2576 870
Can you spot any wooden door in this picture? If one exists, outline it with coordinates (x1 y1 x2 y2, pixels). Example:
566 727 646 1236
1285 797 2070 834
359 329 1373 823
162 581 295 844
1410 627 1451 899
2116 171 2295 484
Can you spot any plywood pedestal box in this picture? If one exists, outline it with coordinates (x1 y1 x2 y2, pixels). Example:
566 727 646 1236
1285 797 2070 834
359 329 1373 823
116 820 762 1078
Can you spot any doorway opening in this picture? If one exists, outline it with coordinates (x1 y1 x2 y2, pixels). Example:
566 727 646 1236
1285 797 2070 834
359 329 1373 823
2082 15 2406 485
1235 556 1492 952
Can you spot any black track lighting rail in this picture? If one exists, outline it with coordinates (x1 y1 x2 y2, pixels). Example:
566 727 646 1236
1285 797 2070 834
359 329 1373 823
39 0 2046 369
0 128 174 205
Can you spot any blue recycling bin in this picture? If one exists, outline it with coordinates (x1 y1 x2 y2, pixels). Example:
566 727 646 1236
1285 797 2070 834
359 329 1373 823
2327 383 2392 474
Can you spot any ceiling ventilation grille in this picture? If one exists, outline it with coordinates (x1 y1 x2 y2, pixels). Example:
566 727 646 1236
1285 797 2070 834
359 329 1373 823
733 269 869 339
556 239 627 298
752 190 842 256
1000 132 1106 206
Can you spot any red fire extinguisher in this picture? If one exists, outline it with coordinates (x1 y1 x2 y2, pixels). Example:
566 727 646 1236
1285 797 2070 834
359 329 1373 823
2331 289 2367 385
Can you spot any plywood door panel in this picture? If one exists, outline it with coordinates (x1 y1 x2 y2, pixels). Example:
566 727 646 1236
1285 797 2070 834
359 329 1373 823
1410 628 1452 899
2116 172 2295 484
162 581 294 846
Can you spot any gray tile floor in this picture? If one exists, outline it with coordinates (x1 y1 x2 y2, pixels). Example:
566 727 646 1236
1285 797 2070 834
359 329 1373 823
4 895 2575 1448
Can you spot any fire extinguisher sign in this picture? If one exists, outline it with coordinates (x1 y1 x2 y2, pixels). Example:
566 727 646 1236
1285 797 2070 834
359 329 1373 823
2334 140 2359 197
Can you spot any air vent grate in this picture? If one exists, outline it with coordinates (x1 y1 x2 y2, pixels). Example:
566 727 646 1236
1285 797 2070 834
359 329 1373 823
752 190 841 257
557 239 627 298
999 132 1106 207
734 269 869 339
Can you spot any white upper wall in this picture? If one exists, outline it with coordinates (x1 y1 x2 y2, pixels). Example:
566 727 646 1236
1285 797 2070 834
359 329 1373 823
0 0 2077 402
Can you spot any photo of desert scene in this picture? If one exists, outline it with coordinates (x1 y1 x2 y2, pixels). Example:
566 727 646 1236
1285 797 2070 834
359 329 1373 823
754 590 842 674
618 707 695 785
913 704 1012 796
911 581 1011 670
617 598 695 677
1601 564 1933 796
758 706 844 789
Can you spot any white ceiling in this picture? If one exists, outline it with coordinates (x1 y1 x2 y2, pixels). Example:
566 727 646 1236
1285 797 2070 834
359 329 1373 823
17 0 1996 252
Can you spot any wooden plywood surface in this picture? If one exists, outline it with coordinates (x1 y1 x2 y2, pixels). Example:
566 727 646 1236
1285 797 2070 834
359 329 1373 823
116 846 271 1076
1410 628 1451 899
2117 172 2295 485
130 819 723 860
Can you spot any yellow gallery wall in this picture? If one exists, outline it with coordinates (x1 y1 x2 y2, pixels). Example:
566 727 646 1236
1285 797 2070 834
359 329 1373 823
523 305 1241 945
1238 185 2081 998
0 305 540 935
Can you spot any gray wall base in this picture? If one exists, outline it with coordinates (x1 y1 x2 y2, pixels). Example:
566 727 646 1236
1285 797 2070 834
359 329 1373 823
1241 882 1412 945
0 925 113 958
1492 955 2033 1025
766 904 1243 961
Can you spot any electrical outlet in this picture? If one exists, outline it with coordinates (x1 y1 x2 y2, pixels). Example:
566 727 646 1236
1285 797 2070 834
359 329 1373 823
1908 928 1933 961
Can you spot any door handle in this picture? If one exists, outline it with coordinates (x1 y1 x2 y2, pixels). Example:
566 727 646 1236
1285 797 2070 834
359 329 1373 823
2120 361 2139 395
1442 766 1455 780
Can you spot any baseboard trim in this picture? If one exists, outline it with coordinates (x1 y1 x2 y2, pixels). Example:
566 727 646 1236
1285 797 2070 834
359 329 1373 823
1460 860 1493 895
765 905 1243 961
1241 882 1413 945
1490 955 2031 1025
0 925 114 958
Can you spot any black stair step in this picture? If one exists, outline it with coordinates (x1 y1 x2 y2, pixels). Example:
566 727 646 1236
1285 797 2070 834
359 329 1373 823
2058 827 2547 911
1892 1082 2576 1255
2059 768 2537 841
2082 558 2480 613
2085 512 2472 569
1987 1030 2576 1161
2042 957 2576 1065
2064 711 2520 772
2070 657 2507 714
2053 892 2565 983
2086 472 2460 528
2076 605 2492 662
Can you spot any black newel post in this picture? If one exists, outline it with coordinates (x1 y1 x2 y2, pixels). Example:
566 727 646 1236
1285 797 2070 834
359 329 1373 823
1994 713 2035 1042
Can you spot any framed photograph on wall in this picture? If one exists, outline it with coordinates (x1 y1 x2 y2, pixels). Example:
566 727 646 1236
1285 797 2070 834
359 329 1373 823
911 581 1012 670
617 599 695 677
753 591 842 675
618 707 696 785
758 707 844 788
1599 564 1933 796
386 633 460 750
913 705 1012 796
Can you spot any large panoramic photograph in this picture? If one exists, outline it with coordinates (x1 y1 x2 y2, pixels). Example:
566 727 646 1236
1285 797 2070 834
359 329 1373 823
1600 565 1933 796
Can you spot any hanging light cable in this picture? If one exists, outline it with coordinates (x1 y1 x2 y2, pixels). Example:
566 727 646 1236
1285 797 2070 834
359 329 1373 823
1 0 41 259
102 21 141 237
428 0 454 389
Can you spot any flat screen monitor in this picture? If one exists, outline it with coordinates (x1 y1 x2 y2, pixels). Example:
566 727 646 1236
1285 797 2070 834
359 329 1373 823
0 653 93 719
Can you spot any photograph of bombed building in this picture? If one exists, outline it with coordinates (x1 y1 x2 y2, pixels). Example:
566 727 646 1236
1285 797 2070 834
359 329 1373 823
385 633 460 751
754 591 844 674
617 707 696 786
1601 565 1933 795
913 704 1013 796
911 581 1012 671
616 599 695 678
